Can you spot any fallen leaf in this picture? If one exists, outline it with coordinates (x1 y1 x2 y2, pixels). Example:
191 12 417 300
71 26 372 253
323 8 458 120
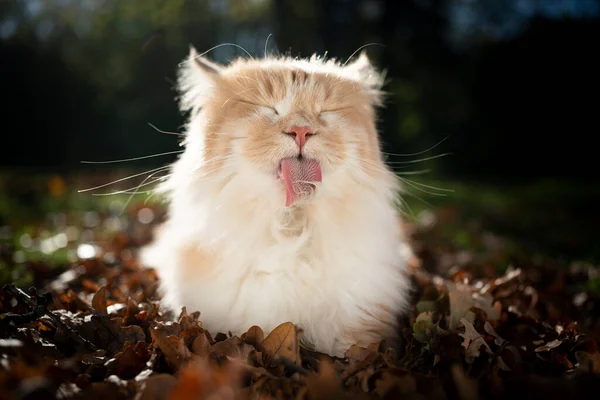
260 322 301 365
191 332 210 357
413 311 436 344
241 325 264 349
209 336 255 360
447 282 500 331
484 321 506 346
534 339 563 352
89 315 146 356
106 341 152 380
92 285 108 314
459 318 493 363
151 327 193 371
345 344 377 362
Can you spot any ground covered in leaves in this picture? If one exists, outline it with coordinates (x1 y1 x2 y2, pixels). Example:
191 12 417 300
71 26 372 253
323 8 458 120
1 189 600 399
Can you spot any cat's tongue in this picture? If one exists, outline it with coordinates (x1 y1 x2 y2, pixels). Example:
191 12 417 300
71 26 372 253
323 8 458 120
280 157 322 207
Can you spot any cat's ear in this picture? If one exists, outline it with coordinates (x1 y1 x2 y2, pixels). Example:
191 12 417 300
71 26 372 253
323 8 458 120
344 51 386 106
189 46 223 75
177 46 223 113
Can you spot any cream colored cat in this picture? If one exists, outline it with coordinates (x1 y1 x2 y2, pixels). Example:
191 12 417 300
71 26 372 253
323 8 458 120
140 47 413 357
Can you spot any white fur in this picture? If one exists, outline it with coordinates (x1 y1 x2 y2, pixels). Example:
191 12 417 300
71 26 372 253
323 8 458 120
140 53 412 357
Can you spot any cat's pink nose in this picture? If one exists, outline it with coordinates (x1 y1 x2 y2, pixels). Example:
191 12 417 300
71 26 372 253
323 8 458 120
284 125 314 150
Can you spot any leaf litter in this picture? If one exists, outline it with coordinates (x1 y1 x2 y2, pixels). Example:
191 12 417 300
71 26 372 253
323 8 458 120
1 203 600 399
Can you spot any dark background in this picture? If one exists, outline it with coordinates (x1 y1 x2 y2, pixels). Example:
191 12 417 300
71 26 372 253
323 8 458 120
2 0 599 183
1 0 599 265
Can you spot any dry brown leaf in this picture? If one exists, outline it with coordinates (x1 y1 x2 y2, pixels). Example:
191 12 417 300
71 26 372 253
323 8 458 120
191 332 210 357
106 341 151 380
483 321 506 346
447 282 500 331
177 307 204 347
210 336 255 360
122 297 139 325
345 344 376 362
88 315 145 356
261 322 301 365
534 339 563 352
242 325 265 349
91 285 108 314
151 327 193 371
459 318 493 363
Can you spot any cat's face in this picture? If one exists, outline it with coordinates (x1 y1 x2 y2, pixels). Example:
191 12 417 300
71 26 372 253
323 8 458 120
177 49 389 205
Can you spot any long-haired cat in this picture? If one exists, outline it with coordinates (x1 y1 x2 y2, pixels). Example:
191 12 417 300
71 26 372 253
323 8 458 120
140 47 413 357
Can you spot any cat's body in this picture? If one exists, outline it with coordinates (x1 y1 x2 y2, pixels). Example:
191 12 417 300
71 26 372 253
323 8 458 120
141 48 412 357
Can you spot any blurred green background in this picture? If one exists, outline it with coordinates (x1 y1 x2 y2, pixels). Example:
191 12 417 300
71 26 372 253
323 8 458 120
1 0 599 286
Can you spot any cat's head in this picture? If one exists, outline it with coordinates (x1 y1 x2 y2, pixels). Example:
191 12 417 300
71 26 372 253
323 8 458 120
177 47 394 207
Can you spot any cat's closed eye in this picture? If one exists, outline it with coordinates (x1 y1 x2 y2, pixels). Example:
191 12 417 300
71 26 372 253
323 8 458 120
319 106 353 115
260 105 280 116
235 99 279 116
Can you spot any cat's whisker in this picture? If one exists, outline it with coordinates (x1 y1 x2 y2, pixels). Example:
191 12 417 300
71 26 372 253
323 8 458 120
400 186 435 208
395 197 418 222
222 88 259 108
80 150 183 164
180 43 253 66
90 175 170 196
120 170 173 212
264 33 273 58
398 177 448 197
346 155 436 187
77 166 171 193
144 191 160 205
394 169 431 175
147 122 184 136
382 136 449 157
92 189 156 196
386 152 452 165
399 178 454 193
342 43 385 67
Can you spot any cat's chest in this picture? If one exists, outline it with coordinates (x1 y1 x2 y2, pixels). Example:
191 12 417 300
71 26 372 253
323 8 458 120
242 210 328 274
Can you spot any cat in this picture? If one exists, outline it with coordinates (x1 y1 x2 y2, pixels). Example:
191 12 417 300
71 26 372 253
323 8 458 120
140 46 413 358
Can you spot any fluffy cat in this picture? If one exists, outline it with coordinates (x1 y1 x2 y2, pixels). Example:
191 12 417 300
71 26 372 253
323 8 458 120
140 47 413 357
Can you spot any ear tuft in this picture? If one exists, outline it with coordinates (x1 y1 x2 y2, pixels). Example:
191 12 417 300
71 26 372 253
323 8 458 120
189 46 223 75
177 46 222 114
344 50 386 106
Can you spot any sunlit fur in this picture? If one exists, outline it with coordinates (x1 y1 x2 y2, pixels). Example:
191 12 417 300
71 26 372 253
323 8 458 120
140 48 413 357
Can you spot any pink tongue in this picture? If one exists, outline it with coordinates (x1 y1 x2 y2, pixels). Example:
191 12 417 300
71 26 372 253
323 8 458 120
280 158 322 207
